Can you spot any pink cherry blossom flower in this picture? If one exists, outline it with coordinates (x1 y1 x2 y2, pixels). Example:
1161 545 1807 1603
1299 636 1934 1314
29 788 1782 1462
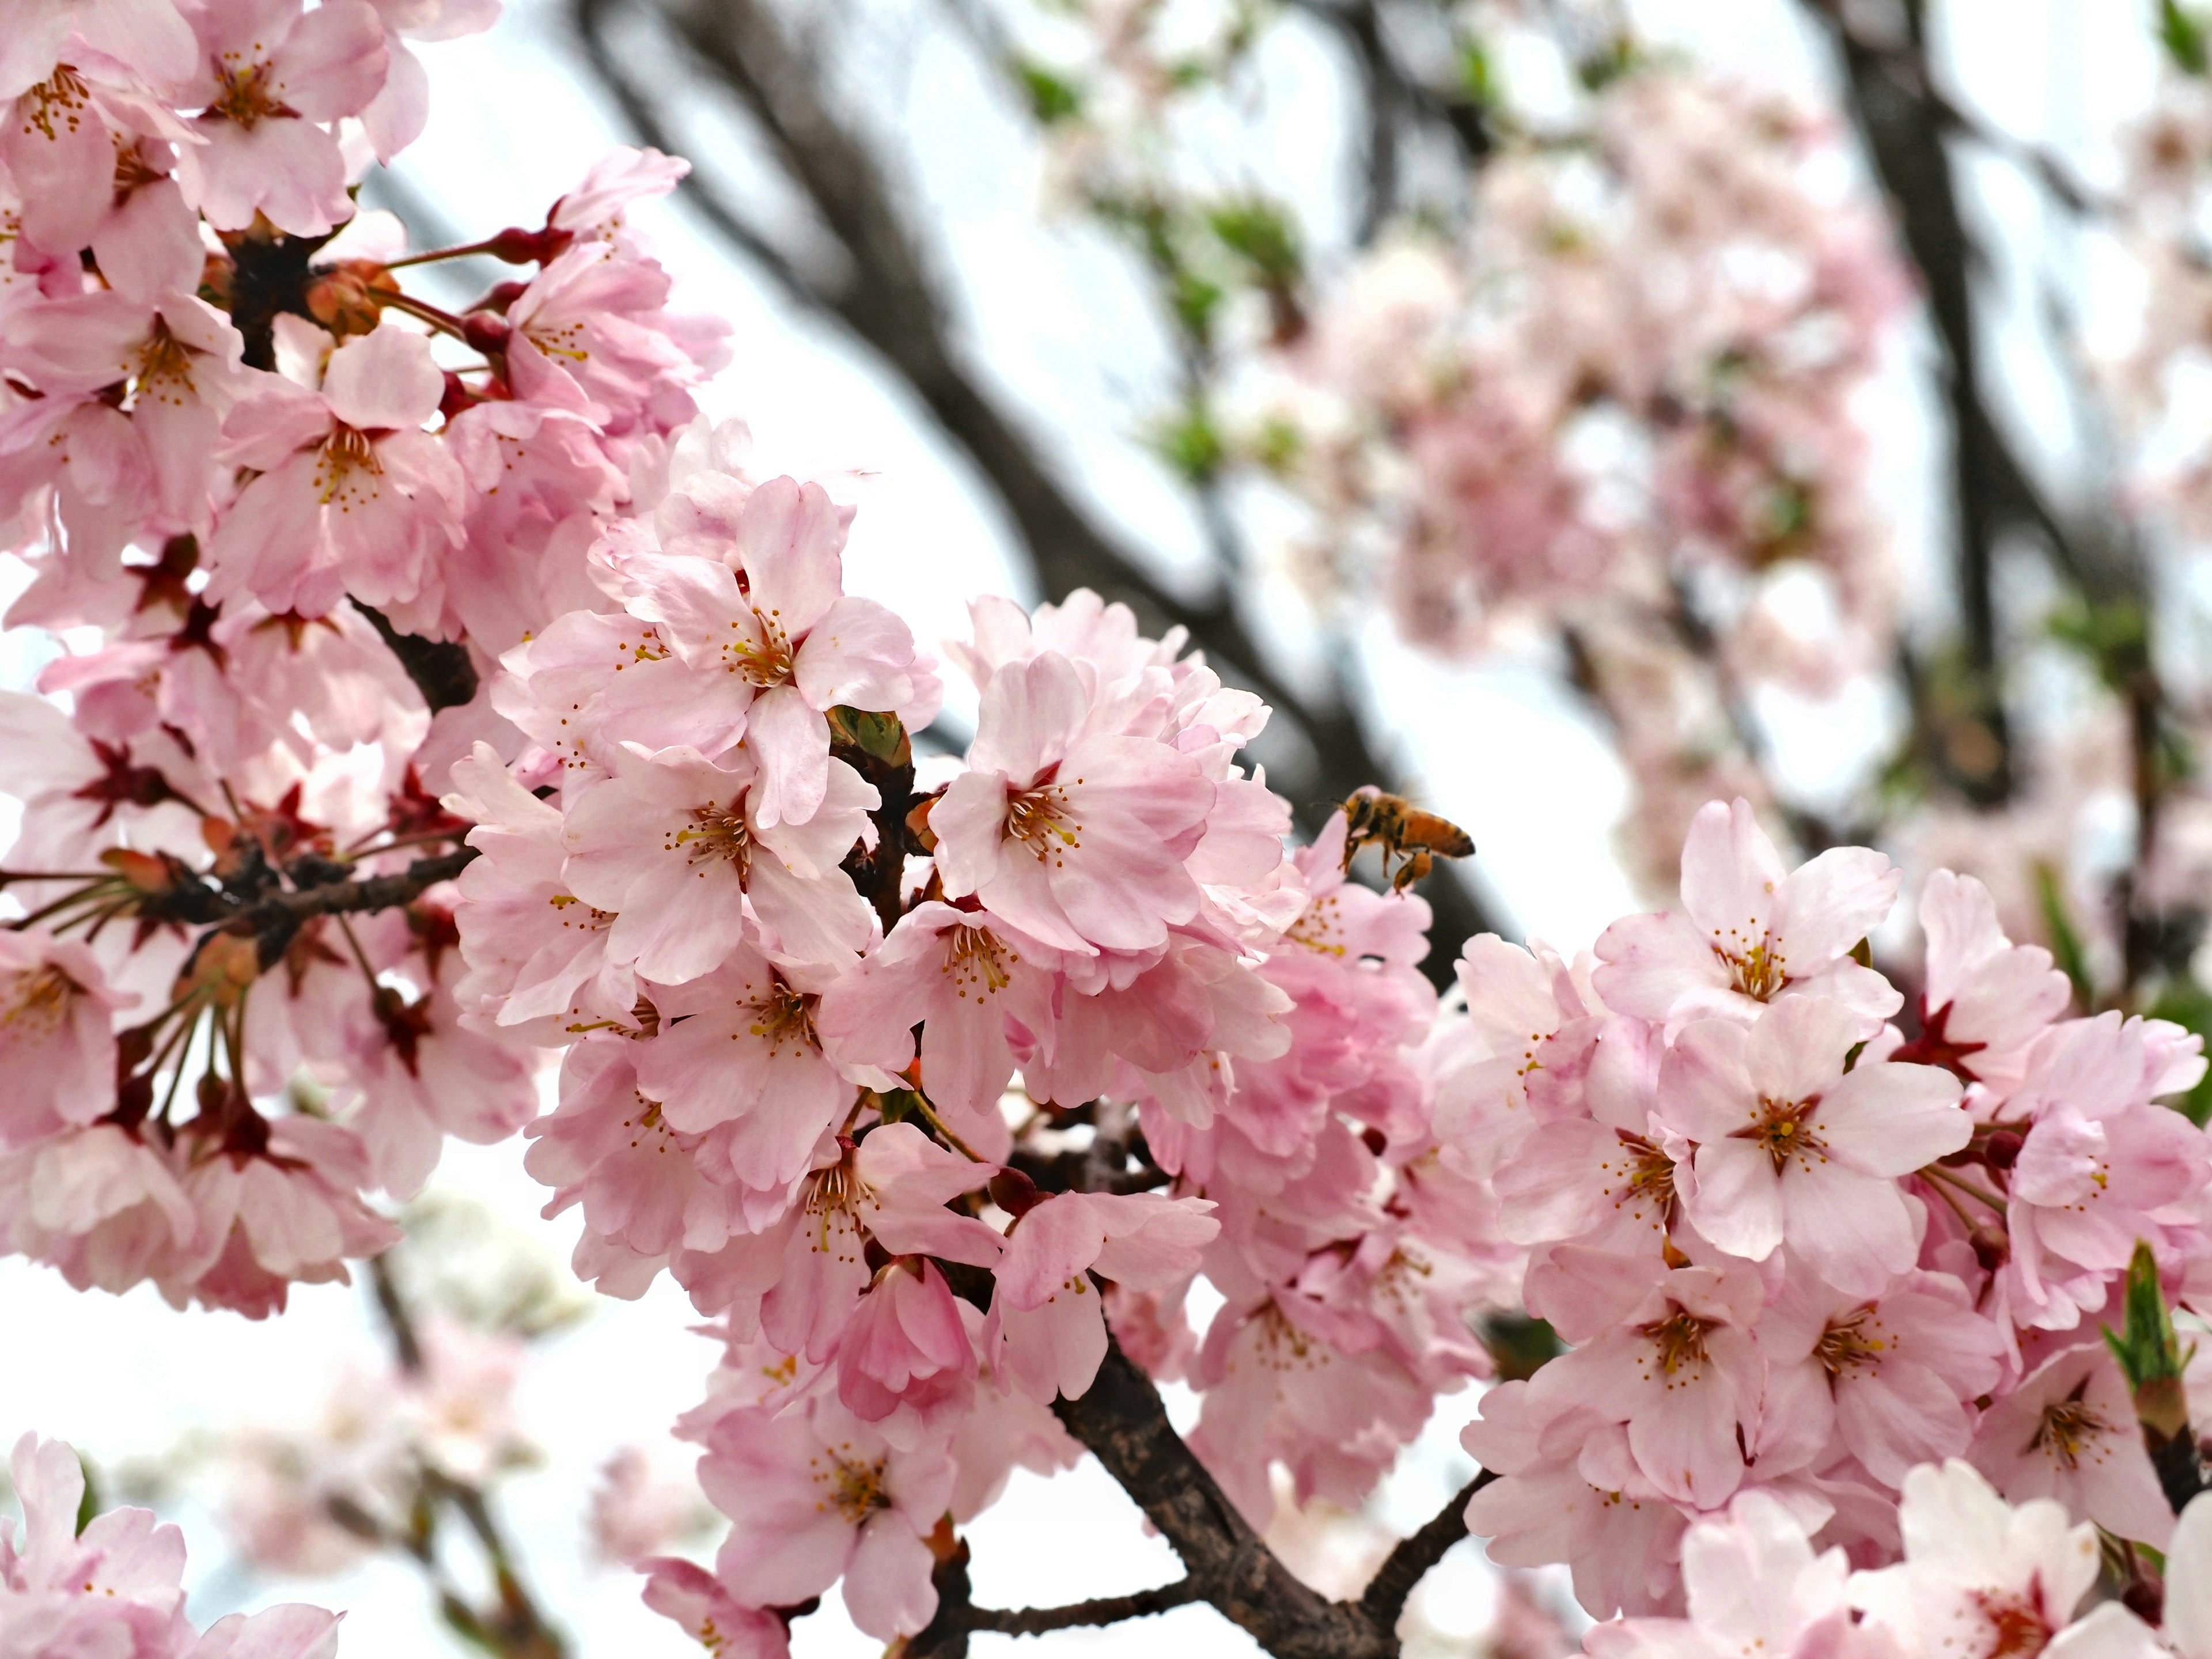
445 742 638 1039
1991 1014 2209 1337
990 1189 1218 1401
524 1038 747 1267
502 241 715 433
1594 798 1902 1031
172 1115 400 1315
1 1431 343 1659
836 1256 978 1424
175 0 390 236
206 327 464 626
931 650 1215 955
638 1558 789 1659
559 744 877 984
1965 1344 2175 1548
699 1395 955 1639
1753 1263 2004 1488
1889 870 2071 1099
1659 996 1969 1296
1461 1384 1691 1618
673 1122 1002 1358
1522 1258 1765 1509
1584 1490 1887 1659
1850 1460 2132 1659
0 929 132 1150
635 475 931 828
814 900 1062 1143
632 941 847 1195
0 1123 199 1294
338 974 540 1199
1187 1289 1432 1527
491 608 738 779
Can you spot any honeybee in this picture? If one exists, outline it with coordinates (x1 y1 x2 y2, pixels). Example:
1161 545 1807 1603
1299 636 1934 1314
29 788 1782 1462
1339 787 1474 891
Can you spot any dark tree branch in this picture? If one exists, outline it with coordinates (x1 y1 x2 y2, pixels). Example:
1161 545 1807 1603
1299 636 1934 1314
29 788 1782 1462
1052 1340 1396 1659
354 603 480 714
1799 0 2157 811
1357 1471 1496 1632
969 1578 1204 1635
570 0 1510 975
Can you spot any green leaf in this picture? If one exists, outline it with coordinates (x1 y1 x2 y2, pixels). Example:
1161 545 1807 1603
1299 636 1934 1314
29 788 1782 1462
2104 1243 2184 1389
1252 416 1302 474
1012 60 1084 124
1457 40 1496 107
831 706 908 766
1206 200 1301 286
1156 404 1225 483
2149 976 2212 1126
2033 863 2094 1012
1478 1313 1562 1382
2047 594 2150 694
73 1455 98 1537
2164 0 2210 75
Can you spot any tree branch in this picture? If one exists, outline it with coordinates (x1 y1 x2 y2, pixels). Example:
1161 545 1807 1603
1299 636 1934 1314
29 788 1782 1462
1051 1340 1395 1659
1357 1470 1497 1633
969 1578 1204 1635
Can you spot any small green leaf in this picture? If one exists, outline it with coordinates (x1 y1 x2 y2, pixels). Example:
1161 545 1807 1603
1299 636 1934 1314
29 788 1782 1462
1478 1313 1562 1382
1156 405 1225 483
1012 60 1084 124
2148 977 2212 1126
1206 200 1301 286
2033 863 2094 1012
1457 40 1495 107
2164 0 2210 75
73 1455 98 1537
1252 416 1302 474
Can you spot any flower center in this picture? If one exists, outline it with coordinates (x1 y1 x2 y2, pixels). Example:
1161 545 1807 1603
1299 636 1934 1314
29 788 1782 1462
2028 1385 2109 1471
1 965 79 1037
206 56 296 129
1813 1308 1887 1377
315 426 383 509
746 982 819 1056
18 67 90 144
941 924 1016 998
812 1445 891 1524
666 804 752 874
1597 1130 1678 1227
1637 1308 1713 1378
1968 1589 2054 1659
135 318 199 406
1004 771 1081 865
1710 927 1785 999
1733 1095 1826 1172
721 611 795 687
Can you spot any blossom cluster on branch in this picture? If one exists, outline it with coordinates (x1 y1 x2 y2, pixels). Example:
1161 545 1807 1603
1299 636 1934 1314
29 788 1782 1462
13 2 2212 1657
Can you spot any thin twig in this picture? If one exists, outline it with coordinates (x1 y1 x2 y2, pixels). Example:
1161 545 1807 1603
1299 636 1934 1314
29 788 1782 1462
1359 1469 1498 1631
967 1578 1203 1635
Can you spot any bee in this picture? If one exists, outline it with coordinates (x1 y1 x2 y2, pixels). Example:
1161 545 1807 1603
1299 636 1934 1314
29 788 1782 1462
1339 787 1474 892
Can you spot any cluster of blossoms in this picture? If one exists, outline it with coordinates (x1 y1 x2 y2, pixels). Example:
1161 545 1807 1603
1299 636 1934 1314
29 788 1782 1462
1457 799 2208 1615
0 0 726 1311
0 1431 339 1657
1590 1461 2212 1659
1267 60 1906 881
450 467 1525 1633
12 2 2212 1656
